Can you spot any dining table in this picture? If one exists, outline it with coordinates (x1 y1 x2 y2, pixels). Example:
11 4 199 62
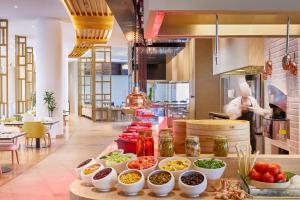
0 132 25 173
3 120 59 148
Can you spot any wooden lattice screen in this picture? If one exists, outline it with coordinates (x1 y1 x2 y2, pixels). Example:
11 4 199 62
91 46 112 121
26 47 35 110
78 56 92 116
15 35 27 114
0 19 8 117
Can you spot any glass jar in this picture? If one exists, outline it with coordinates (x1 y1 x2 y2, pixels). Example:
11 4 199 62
136 131 145 156
159 128 172 136
159 135 174 157
144 130 154 156
213 136 229 157
185 136 200 157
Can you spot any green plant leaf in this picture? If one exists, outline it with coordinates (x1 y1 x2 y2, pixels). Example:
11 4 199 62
284 171 296 181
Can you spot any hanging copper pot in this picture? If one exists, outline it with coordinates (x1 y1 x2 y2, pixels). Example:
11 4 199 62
282 54 291 70
289 52 298 76
265 49 272 75
262 70 268 80
282 17 291 70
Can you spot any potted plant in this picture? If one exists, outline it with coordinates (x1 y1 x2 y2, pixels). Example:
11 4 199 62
43 91 57 117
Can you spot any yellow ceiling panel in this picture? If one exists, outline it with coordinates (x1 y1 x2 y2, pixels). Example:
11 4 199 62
64 0 113 58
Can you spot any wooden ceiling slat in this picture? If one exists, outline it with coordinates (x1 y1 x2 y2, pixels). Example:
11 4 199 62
79 0 88 16
99 0 104 16
91 0 99 16
87 0 94 16
64 0 76 15
64 0 113 58
72 0 82 16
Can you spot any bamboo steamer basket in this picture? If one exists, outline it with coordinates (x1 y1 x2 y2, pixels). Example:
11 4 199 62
186 120 250 153
173 120 187 154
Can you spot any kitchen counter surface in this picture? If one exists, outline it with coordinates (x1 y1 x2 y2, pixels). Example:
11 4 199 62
69 179 234 200
70 142 300 200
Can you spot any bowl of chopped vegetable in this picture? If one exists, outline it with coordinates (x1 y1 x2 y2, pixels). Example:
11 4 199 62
158 157 191 180
147 170 175 197
193 158 226 180
178 170 207 198
117 169 145 196
97 150 136 173
127 156 158 179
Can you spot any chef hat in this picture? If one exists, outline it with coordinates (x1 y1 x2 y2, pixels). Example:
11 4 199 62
239 82 251 97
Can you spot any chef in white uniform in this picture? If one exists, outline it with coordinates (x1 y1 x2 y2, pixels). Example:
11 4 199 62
224 82 270 152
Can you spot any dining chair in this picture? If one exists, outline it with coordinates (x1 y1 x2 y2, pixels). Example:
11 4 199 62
23 122 51 148
0 137 20 167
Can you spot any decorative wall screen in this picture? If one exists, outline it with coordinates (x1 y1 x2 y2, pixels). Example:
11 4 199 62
15 35 27 114
78 56 92 116
92 46 112 121
0 19 8 117
26 47 35 110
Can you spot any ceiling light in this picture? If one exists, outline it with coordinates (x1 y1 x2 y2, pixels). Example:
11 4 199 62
14 5 18 9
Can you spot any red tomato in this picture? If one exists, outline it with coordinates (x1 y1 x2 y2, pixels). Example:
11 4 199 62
262 172 275 183
275 173 287 183
254 162 268 174
267 164 281 176
250 168 262 181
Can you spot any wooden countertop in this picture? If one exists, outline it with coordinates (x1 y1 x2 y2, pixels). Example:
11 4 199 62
70 179 230 200
70 154 300 200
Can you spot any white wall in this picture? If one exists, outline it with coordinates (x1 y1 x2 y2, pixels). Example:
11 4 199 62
111 75 129 106
68 61 78 115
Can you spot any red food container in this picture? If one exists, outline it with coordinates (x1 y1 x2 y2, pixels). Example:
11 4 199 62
115 133 138 154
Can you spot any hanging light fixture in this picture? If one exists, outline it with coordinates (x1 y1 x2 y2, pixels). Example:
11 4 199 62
125 8 151 110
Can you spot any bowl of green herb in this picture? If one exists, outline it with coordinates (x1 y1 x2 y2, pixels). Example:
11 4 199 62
193 158 226 180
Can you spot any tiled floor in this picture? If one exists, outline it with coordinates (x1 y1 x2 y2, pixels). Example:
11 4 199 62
0 116 128 200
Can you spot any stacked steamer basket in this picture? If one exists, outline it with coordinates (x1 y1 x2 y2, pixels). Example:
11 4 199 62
186 120 250 153
173 120 187 154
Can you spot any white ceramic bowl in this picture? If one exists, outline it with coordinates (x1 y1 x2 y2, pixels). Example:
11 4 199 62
74 158 97 179
158 157 191 180
80 163 104 185
126 156 158 179
178 170 207 198
92 167 118 191
98 150 136 174
117 169 145 196
147 170 175 197
193 158 226 180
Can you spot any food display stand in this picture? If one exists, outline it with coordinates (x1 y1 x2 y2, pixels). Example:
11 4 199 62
70 139 300 200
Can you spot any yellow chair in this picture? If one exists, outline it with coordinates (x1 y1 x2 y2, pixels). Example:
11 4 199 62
23 122 51 148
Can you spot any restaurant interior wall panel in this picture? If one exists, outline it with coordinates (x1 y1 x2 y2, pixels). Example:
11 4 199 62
68 61 78 115
213 38 265 75
194 39 221 119
166 41 193 81
264 38 300 154
165 39 196 118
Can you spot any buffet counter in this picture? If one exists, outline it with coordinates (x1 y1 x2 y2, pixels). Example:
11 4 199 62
70 140 300 200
